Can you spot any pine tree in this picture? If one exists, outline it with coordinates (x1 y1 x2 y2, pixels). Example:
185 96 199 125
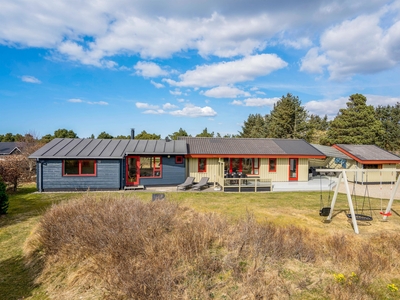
324 94 384 145
196 128 214 137
0 176 8 215
97 131 114 139
170 128 189 140
375 103 400 151
134 130 161 140
268 93 309 140
239 114 268 138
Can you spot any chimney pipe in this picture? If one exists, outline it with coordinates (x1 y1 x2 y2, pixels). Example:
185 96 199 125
130 128 135 139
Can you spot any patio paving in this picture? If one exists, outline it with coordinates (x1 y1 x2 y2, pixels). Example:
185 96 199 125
143 176 337 193
136 176 400 200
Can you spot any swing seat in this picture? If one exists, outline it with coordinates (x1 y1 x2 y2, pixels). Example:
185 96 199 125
319 207 331 217
346 213 373 222
380 211 392 217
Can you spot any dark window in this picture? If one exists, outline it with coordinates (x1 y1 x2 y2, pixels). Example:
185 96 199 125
175 156 184 164
224 158 259 175
364 164 381 169
198 158 207 172
269 158 276 172
63 160 96 176
140 157 162 177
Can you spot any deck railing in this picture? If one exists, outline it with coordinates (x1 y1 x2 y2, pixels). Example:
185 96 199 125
218 177 273 192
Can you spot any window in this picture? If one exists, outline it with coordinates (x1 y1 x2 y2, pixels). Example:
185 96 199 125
253 158 259 175
140 157 162 177
175 156 184 164
198 158 207 172
63 160 96 176
224 158 230 173
269 158 276 172
224 158 259 175
364 164 381 169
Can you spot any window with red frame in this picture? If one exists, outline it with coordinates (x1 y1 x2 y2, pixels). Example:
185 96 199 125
269 158 277 172
198 158 207 172
140 157 162 177
175 156 184 164
63 160 96 176
224 158 259 175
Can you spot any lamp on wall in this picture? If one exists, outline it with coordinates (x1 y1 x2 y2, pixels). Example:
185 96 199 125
167 155 171 158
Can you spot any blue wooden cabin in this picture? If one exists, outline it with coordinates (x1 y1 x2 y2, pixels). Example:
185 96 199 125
29 138 187 192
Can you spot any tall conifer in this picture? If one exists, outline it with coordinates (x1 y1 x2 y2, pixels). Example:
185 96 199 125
324 94 384 145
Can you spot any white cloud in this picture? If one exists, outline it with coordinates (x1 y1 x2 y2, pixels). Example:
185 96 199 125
68 98 84 103
68 99 108 105
0 0 392 69
163 103 178 110
231 100 244 105
21 75 41 84
364 94 400 107
202 86 250 98
300 8 400 79
169 89 182 96
300 47 329 74
134 61 168 77
164 54 287 88
231 97 279 107
305 97 347 118
169 104 217 117
57 41 117 68
87 101 108 105
306 94 400 119
136 102 160 109
150 80 165 88
280 37 312 49
143 109 166 114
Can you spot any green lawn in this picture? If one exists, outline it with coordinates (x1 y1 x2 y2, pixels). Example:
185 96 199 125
1 185 399 299
0 185 85 300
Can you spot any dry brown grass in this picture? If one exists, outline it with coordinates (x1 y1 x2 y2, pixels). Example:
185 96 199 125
24 194 400 299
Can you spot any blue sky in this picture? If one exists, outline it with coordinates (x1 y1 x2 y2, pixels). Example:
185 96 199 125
1 0 400 139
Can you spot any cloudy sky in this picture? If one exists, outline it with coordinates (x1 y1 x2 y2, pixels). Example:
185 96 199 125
1 0 400 138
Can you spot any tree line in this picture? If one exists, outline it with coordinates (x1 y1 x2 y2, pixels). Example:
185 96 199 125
1 93 399 152
0 92 399 195
239 93 400 152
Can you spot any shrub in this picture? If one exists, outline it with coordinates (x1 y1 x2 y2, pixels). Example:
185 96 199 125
0 176 8 215
24 194 400 300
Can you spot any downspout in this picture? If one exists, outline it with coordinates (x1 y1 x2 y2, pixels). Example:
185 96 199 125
37 159 43 192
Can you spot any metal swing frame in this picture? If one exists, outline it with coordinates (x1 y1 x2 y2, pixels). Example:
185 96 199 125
316 169 400 234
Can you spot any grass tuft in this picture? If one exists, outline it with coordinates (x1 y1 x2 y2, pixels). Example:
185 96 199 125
23 193 400 299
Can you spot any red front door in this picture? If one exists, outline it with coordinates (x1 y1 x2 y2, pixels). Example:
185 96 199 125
289 158 298 181
126 156 140 185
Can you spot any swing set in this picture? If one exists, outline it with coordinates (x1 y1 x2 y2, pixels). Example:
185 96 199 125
317 169 400 234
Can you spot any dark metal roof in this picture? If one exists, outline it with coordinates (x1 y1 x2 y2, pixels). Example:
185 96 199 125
0 142 22 155
334 144 400 162
179 137 325 156
311 144 352 160
29 138 187 159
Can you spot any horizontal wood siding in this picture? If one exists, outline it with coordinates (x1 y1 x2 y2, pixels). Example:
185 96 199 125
41 159 121 191
188 158 219 183
139 156 186 186
189 157 311 183
260 158 289 181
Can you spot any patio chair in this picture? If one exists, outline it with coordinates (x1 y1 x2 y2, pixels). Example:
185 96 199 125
192 177 209 191
177 177 195 190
